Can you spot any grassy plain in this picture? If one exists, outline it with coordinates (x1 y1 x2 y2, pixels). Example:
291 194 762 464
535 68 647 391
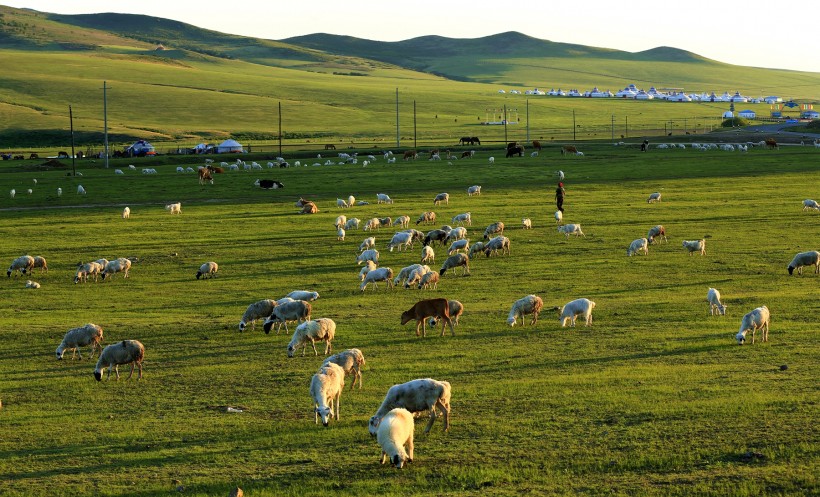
0 144 818 496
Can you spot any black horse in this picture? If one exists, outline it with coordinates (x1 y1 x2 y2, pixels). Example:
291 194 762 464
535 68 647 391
459 136 481 146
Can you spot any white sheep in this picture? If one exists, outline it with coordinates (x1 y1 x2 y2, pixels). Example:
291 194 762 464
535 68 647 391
165 202 181 214
32 256 48 273
101 258 131 280
122 206 130 219
335 215 347 229
558 224 585 238
347 195 355 207
736 306 770 345
433 192 449 205
393 264 424 287
421 245 435 264
483 235 511 257
682 239 706 256
392 215 411 229
787 250 820 275
337 198 349 208
77 185 86 195
445 227 467 243
447 238 469 256
647 225 667 244
9 189 15 198
337 227 346 241
468 241 485 259
707 288 727 316
239 299 277 332
26 188 32 195
555 210 563 225
451 212 472 226
7 255 34 277
288 318 336 357
428 299 464 328
647 192 662 203
56 323 104 360
322 348 366 390
361 267 394 291
488 157 495 164
418 270 440 290
627 237 648 256
310 362 345 426
404 264 432 288
74 261 103 283
802 199 820 211
196 261 218 279
263 300 311 335
388 232 413 252
507 295 544 326
287 290 320 302
57 188 62 196
416 211 437 225
359 260 377 281
377 193 394 204
25 280 40 289
364 218 381 231
377 408 415 468
558 298 596 327
359 236 376 253
345 218 361 231
356 249 379 265
466 185 481 196
483 221 505 239
439 253 469 276
368 378 451 435
522 218 532 230
94 340 145 381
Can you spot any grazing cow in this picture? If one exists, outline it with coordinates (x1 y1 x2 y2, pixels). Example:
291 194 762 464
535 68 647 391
461 150 474 159
198 168 213 185
506 142 524 157
325 144 336 150
561 145 578 155
403 150 418 161
765 138 778 149
400 298 454 337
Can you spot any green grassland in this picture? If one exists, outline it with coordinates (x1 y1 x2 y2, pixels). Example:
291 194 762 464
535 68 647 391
0 144 818 496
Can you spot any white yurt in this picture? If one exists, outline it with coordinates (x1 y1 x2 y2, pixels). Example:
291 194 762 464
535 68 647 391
216 139 244 154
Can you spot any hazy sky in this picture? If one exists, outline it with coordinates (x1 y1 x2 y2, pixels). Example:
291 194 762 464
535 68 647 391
6 0 820 73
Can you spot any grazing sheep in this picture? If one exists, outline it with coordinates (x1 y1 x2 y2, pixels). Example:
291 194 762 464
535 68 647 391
368 378 451 435
433 193 449 205
122 206 130 219
787 250 820 275
94 340 145 381
468 241 486 259
57 188 62 196
393 264 424 287
359 260 377 281
239 299 277 332
56 323 104 360
647 192 662 203
7 255 34 278
361 267 395 291
424 229 449 247
483 221 505 239
345 218 361 230
357 249 380 265
484 236 511 257
364 217 381 231
736 306 770 345
445 227 467 243
337 198 349 208
707 288 727 316
288 318 336 357
196 261 218 279
377 193 394 204
25 280 40 289
558 298 596 327
418 271 440 290
287 290 320 302
627 238 649 256
263 300 312 335
404 265 432 289
323 348 366 390
377 408 415 469
101 258 132 280
647 225 667 244
337 227 346 241
555 210 563 225
802 199 820 212
682 239 706 256
447 239 469 256
439 253 470 276
299 201 319 214
415 246 433 266
165 202 181 214
359 236 376 253
416 211 436 225
74 261 103 284
334 215 347 229
557 170 565 181
507 295 544 327
428 299 464 328
388 232 413 252
310 362 345 426
9 189 15 198
451 212 472 227
77 185 86 195
488 157 495 164
32 256 48 273
558 224 585 238
392 215 411 229
467 185 481 196
522 218 533 230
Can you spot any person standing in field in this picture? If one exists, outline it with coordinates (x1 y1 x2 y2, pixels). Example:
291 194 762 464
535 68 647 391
555 182 565 213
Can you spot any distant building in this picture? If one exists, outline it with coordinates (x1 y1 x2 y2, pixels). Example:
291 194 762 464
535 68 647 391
738 110 756 119
722 111 734 119
802 110 820 119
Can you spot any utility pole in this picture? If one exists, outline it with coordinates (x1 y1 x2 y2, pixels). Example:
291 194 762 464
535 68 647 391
69 105 76 177
102 81 109 168
278 101 282 158
572 109 576 141
413 100 417 150
525 99 529 143
395 88 399 148
611 114 615 141
503 105 508 144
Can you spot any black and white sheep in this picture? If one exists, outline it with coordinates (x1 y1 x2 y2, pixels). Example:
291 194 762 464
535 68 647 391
423 229 449 247
558 298 596 327
368 378 451 436
377 408 415 469
94 340 144 381
736 306 770 345
288 318 336 357
196 261 218 279
322 348 366 390
239 299 277 332
263 300 312 335
7 255 34 277
787 250 820 275
310 362 345 426
507 295 543 326
56 323 104 360
647 225 667 244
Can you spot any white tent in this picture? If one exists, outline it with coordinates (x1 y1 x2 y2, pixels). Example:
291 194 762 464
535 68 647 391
217 139 244 153
126 140 155 156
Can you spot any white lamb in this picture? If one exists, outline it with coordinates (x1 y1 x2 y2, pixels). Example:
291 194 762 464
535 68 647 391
647 192 662 203
507 294 544 326
802 199 820 212
334 215 347 229
239 299 277 332
196 261 218 279
101 258 131 280
345 218 361 231
122 206 130 219
74 261 103 283
263 300 311 335
736 306 770 345
451 212 472 226
555 210 563 225
404 264 431 288
433 192 449 205
558 298 596 327
310 362 345 426
287 290 320 302
558 224 585 237
359 236 376 252
359 260 377 281
7 255 34 277
368 378 451 435
337 227 346 241
356 249 379 265
392 215 411 229
421 245 435 264
522 218 532 229
377 408 415 469
445 227 467 243
361 267 394 291
77 185 86 195
337 198 349 208
94 340 145 381
25 280 40 289
288 318 336 357
323 348 366 390
393 264 424 287
787 250 820 275
447 239 469 255
165 202 181 214
707 288 727 316
466 185 481 196
627 237 649 256
377 193 394 204
388 232 413 252
56 323 104 360
682 239 706 256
